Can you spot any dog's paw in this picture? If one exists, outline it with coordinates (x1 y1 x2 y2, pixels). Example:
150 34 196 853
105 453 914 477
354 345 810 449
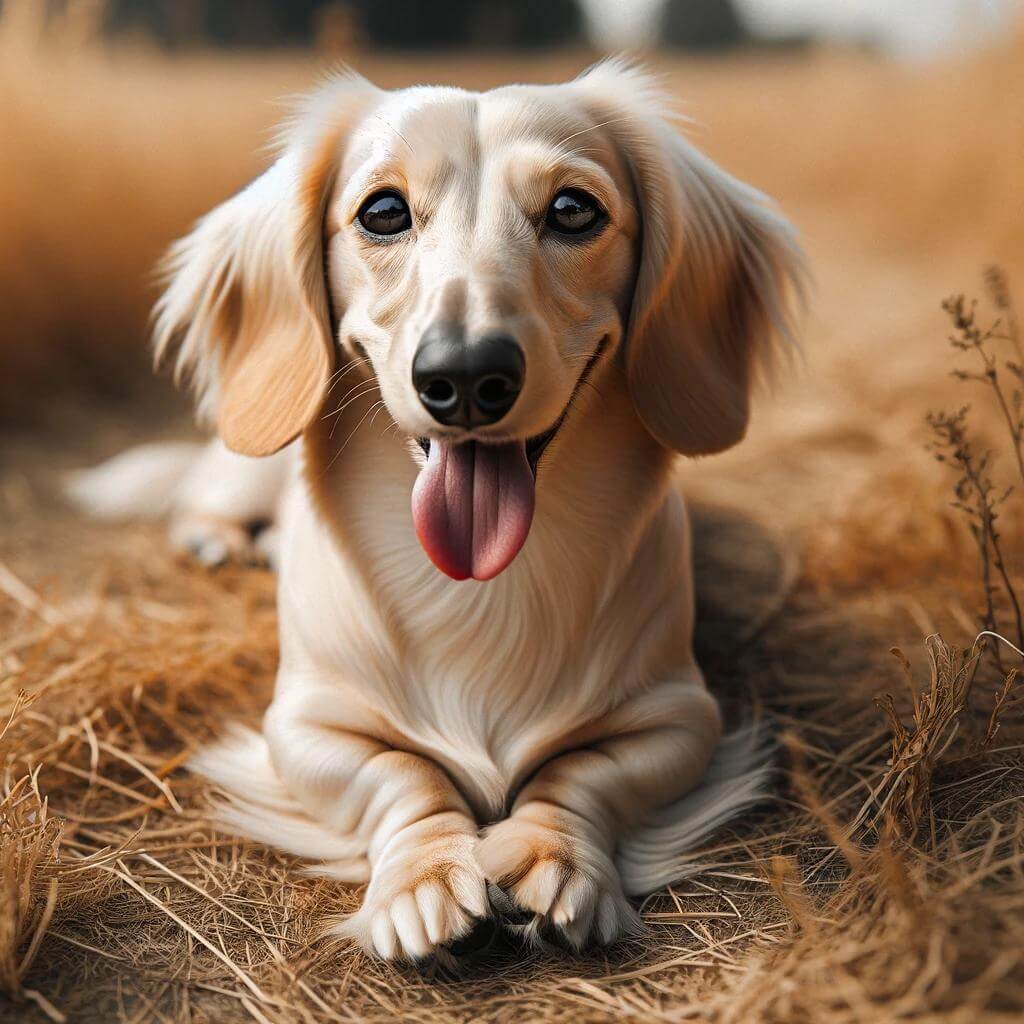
169 513 275 569
475 802 642 949
335 814 488 961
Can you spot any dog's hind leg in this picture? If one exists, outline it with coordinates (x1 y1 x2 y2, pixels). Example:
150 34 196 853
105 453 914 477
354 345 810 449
69 438 294 568
169 439 293 567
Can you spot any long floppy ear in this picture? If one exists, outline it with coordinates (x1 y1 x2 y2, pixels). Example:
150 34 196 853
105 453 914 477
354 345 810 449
153 75 378 456
576 62 805 456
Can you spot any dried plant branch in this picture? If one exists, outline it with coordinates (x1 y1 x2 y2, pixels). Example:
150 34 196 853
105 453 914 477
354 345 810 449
985 265 1023 363
942 292 1024 484
928 272 1024 669
928 407 1018 669
984 668 1019 747
872 636 1019 841
873 637 979 839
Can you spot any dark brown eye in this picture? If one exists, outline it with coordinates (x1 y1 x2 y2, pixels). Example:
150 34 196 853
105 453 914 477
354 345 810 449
545 189 604 236
357 190 411 237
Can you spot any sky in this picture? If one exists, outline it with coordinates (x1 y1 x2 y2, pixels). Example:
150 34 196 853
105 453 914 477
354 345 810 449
580 0 1022 58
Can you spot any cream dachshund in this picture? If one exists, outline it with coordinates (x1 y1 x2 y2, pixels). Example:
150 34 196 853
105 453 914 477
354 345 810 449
70 61 803 961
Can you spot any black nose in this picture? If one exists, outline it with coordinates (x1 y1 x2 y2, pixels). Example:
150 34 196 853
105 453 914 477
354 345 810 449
412 329 525 427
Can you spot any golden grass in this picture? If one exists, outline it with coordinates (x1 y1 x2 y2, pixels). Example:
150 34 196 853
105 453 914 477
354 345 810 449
2 8 1024 1022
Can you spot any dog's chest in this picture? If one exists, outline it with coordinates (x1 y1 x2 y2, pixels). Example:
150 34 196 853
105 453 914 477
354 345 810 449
312 553 602 816
381 530 602 773
293 427 669 818
291 505 605 814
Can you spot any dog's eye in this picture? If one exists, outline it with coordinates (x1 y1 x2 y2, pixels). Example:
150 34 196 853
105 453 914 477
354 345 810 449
545 189 604 236
357 190 412 237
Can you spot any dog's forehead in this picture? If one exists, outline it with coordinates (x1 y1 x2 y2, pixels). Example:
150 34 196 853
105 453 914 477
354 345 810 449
478 84 598 146
343 83 617 177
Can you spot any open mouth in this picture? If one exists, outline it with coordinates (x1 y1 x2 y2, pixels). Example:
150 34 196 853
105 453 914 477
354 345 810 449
414 419 560 477
410 337 607 583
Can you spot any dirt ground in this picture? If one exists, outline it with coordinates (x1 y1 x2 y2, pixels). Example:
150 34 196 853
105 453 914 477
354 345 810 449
2 18 1024 1024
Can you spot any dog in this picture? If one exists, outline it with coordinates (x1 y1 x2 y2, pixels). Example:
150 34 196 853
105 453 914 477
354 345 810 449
69 60 803 960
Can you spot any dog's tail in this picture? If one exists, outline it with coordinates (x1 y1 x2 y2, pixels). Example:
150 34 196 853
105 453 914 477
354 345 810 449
615 722 774 896
190 726 370 883
65 442 202 521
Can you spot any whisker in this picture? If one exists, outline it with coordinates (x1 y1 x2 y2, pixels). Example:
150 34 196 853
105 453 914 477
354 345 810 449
322 379 380 421
329 376 378 407
326 383 381 438
326 400 386 471
333 374 378 403
556 116 632 150
367 401 392 432
325 354 369 386
374 115 412 153
320 366 346 397
326 356 372 397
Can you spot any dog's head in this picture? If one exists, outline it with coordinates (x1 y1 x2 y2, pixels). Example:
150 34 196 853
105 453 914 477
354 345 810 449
155 63 803 580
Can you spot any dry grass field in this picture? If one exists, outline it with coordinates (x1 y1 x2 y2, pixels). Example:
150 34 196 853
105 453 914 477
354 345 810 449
2 5 1024 1021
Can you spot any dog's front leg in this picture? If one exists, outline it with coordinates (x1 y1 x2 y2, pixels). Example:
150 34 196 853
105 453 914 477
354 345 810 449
264 694 488 961
476 675 721 948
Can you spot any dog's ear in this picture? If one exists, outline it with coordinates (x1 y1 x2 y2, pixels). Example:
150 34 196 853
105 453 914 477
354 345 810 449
154 76 377 457
577 62 804 456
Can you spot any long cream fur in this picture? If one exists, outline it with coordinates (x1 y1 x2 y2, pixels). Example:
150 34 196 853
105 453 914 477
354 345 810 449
70 61 803 961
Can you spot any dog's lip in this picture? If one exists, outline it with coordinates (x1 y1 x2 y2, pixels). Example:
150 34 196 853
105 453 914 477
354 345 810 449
415 425 559 478
413 335 609 478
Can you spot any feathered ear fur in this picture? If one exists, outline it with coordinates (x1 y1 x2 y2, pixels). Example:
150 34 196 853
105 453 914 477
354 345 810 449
153 74 379 456
575 61 805 456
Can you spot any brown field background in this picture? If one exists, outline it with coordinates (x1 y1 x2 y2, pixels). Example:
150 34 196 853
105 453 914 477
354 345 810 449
2 5 1024 1022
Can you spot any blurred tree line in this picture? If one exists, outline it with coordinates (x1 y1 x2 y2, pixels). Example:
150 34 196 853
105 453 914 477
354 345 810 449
97 0 752 51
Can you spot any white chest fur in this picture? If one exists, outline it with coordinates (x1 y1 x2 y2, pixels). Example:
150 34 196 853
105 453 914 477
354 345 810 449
275 391 692 818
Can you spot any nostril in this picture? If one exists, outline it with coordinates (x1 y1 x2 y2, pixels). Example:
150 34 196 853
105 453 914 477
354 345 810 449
421 377 458 408
413 329 523 427
475 374 518 411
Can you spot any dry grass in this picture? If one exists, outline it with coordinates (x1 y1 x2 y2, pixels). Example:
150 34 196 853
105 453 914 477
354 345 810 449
1 487 1022 1023
2 7 1024 1023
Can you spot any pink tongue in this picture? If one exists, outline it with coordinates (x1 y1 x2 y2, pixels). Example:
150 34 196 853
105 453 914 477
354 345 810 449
411 441 535 581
